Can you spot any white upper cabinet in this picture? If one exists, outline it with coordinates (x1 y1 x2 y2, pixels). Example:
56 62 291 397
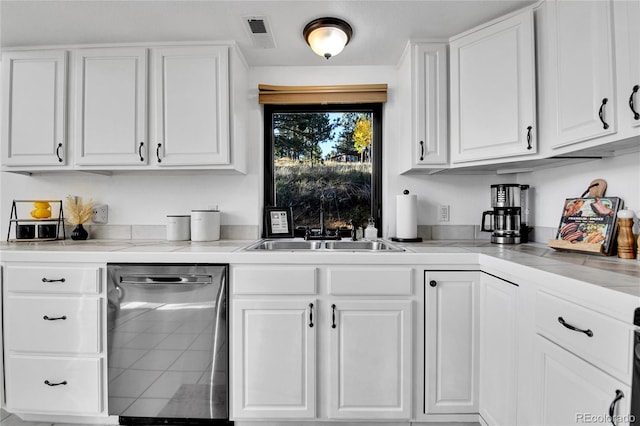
1 50 68 167
399 42 448 172
1 43 243 172
614 0 640 133
150 45 229 166
540 0 617 149
449 9 537 164
74 47 148 166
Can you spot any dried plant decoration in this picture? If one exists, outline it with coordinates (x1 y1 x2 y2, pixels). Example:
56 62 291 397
65 196 94 225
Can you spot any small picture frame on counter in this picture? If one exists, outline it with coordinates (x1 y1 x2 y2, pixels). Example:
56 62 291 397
264 207 294 238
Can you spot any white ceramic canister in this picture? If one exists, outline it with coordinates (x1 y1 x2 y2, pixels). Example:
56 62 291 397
166 215 191 241
191 210 221 241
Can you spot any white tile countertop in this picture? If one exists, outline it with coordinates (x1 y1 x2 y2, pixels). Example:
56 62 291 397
1 238 638 305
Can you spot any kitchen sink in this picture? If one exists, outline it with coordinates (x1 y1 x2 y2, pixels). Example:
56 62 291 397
324 240 402 251
247 240 323 250
244 239 404 252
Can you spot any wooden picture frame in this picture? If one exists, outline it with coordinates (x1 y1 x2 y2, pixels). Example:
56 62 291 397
264 207 294 238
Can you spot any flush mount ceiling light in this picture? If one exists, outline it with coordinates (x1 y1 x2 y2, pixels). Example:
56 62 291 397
303 17 353 59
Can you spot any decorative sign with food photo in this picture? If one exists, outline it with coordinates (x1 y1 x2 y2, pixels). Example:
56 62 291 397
549 197 622 255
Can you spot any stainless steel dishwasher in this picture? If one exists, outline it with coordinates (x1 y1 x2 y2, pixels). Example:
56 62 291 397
106 263 229 425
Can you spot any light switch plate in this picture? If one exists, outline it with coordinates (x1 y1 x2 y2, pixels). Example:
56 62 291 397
438 205 450 222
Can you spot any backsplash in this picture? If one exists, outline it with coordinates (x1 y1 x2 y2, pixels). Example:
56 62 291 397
68 223 561 244
75 224 260 241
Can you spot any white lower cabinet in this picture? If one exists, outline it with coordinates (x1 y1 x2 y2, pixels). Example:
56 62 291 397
531 288 635 426
479 273 518 426
231 299 317 419
535 336 630 426
230 265 413 421
5 356 103 414
2 263 106 417
424 271 479 414
328 300 412 419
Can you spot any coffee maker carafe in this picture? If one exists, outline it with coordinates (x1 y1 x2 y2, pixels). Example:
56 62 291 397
481 184 531 244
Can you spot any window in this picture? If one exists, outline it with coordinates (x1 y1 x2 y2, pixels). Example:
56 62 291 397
264 103 382 237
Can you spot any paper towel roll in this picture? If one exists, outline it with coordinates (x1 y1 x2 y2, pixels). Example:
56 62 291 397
396 192 418 239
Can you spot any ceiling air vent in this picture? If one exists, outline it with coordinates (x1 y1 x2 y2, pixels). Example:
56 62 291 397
243 15 276 49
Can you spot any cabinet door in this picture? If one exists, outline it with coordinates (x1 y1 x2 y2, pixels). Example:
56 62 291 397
614 0 640 131
1 50 67 166
450 10 536 163
479 274 518 426
413 43 448 166
425 271 479 413
546 0 617 148
534 336 630 426
151 46 230 166
328 300 412 420
74 47 147 166
231 299 316 419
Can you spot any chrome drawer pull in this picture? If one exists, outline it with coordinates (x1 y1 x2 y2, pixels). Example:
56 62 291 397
557 316 593 337
44 380 67 386
43 315 67 321
42 278 65 283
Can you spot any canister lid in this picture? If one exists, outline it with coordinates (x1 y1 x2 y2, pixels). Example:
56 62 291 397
191 209 219 212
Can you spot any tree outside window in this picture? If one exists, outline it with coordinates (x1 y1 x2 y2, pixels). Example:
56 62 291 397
264 104 382 236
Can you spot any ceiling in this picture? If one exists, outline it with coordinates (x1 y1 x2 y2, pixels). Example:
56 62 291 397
0 0 536 67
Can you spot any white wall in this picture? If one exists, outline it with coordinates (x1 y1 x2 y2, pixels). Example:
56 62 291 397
1 61 638 239
521 151 640 228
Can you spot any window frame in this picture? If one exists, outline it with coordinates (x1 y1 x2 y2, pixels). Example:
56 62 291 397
263 103 383 237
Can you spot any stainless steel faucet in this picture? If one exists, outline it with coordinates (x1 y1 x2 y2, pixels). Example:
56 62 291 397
319 203 326 237
304 194 341 240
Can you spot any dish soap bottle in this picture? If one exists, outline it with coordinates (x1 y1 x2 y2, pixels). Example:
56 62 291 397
364 217 378 240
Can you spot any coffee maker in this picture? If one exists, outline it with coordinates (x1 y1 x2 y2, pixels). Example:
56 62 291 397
481 184 531 244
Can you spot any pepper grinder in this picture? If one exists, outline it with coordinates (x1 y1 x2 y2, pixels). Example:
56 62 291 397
616 210 636 259
637 211 640 260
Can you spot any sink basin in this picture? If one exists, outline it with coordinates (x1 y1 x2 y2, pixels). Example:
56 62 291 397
244 239 404 252
324 240 404 252
245 240 323 251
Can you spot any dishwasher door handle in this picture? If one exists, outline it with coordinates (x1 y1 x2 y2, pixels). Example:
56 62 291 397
119 275 213 285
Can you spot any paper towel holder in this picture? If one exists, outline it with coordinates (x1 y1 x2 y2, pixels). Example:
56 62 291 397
391 189 423 243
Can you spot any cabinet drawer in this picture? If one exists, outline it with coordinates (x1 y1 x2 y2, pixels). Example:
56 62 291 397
5 355 103 414
328 267 413 295
535 290 633 383
5 265 101 294
5 296 101 354
233 266 316 294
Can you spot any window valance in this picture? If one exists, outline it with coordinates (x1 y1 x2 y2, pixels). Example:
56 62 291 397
258 83 388 105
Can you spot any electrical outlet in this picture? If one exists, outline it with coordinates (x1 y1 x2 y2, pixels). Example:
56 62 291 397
438 205 450 222
92 204 108 224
